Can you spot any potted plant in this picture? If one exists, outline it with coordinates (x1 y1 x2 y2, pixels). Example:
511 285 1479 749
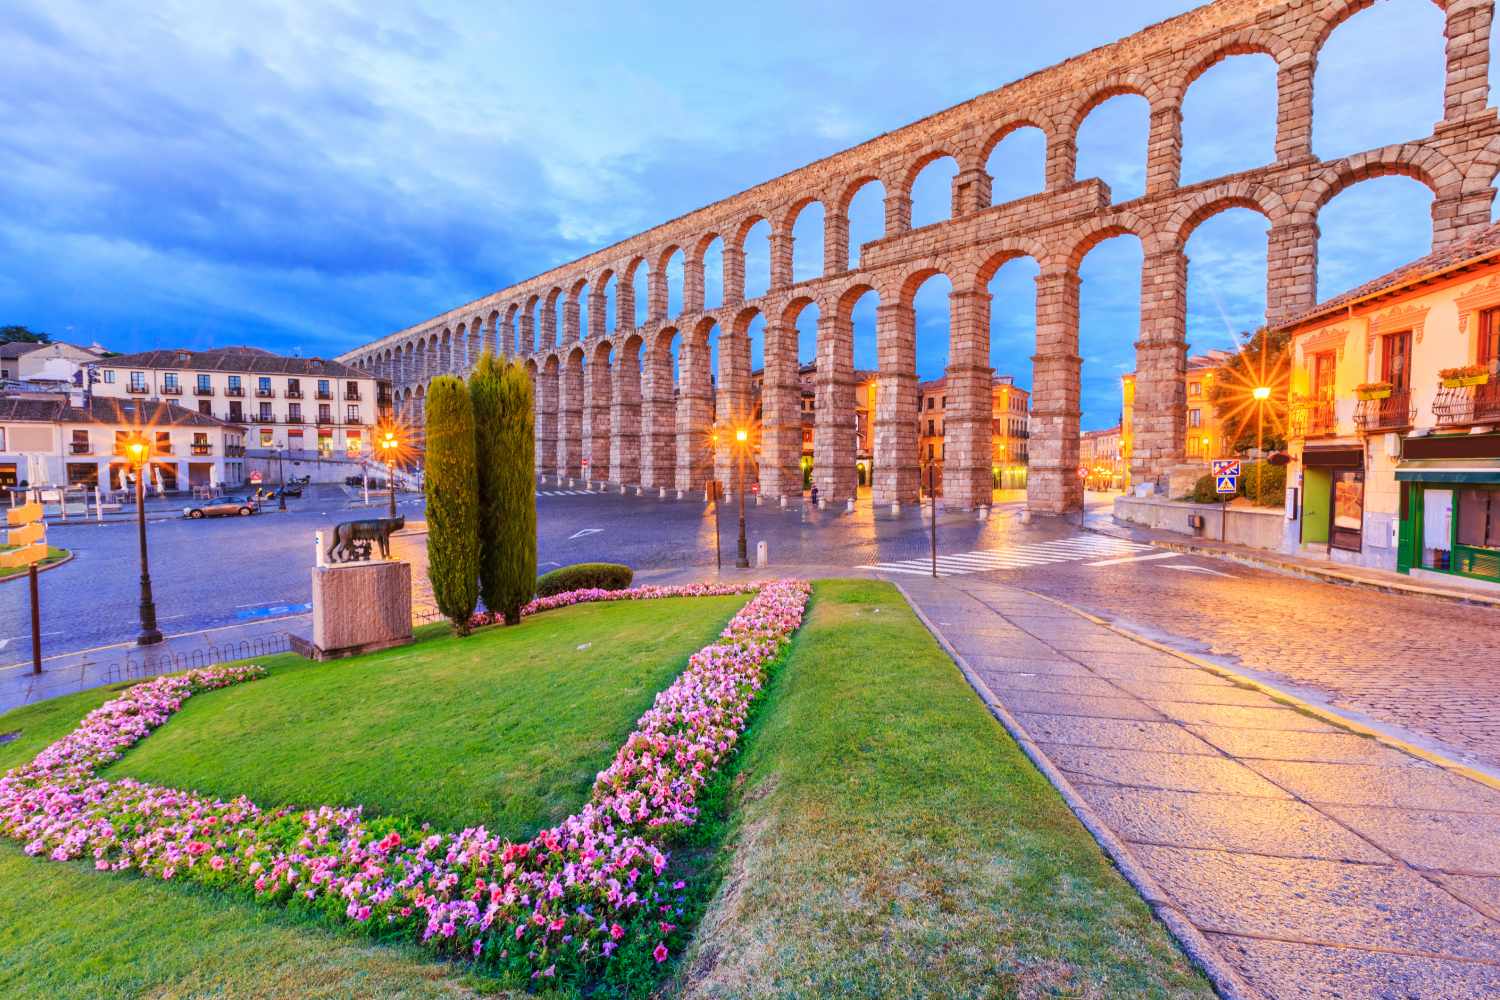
1438 365 1489 389
1355 381 1393 400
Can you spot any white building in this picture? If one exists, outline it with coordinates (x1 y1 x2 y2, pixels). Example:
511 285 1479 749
89 347 390 482
0 341 111 388
0 394 247 494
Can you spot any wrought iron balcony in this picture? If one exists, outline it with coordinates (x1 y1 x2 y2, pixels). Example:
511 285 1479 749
255 387 275 398
225 444 246 458
194 385 215 396
225 386 245 397
316 390 333 400
69 441 92 455
1290 398 1338 439
344 388 362 401
1433 381 1500 428
190 443 212 456
257 414 277 424
1354 389 1413 434
285 388 303 399
126 384 149 394
161 385 182 395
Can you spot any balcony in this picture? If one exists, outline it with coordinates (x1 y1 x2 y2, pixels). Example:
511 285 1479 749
161 385 182 396
1433 381 1500 429
256 414 277 424
316 413 333 425
126 384 149 395
344 388 362 401
69 441 92 455
190 443 212 456
1291 397 1338 439
285 388 303 399
194 385 215 397
255 387 275 398
316 390 333 401
285 413 304 424
155 444 174 455
1354 389 1413 434
225 444 246 458
225 386 245 397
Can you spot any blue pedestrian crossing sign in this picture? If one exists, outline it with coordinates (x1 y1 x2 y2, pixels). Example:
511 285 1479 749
1211 459 1240 495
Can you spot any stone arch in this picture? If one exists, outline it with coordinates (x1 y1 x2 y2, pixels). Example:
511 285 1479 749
898 146 961 200
1064 72 1165 135
586 337 613 479
1175 28 1291 99
1301 145 1458 216
977 115 1056 169
835 174 884 219
1166 185 1287 248
1303 0 1447 61
896 261 959 308
1066 215 1153 271
974 237 1050 288
639 325 678 490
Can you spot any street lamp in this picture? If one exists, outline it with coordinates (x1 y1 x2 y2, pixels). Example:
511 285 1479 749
274 443 286 511
378 428 400 518
734 427 750 569
124 434 163 646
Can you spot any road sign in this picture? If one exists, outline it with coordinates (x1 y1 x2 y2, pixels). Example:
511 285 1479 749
249 470 263 485
3 501 47 675
1211 459 1240 496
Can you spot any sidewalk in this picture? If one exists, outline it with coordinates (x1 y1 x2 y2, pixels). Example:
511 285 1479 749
0 615 306 714
1088 514 1500 608
896 573 1500 1000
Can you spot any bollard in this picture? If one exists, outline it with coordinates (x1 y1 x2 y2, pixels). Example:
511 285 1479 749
314 530 328 568
890 501 901 515
977 506 989 521
755 494 763 506
818 498 826 510
676 489 684 500
1020 508 1032 524
660 487 668 499
756 540 769 567
846 497 855 513
779 495 788 509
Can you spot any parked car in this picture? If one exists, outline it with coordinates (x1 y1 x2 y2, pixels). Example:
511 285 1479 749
184 496 259 518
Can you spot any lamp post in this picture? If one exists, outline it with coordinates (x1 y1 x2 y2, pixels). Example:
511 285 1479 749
378 429 400 518
125 435 163 646
275 444 287 511
1252 385 1270 501
735 427 749 569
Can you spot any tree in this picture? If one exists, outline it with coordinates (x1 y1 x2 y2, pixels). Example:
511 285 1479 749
1 326 50 345
470 354 537 624
423 376 480 635
1205 327 1291 455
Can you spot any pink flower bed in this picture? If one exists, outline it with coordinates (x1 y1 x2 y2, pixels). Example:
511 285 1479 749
0 578 811 985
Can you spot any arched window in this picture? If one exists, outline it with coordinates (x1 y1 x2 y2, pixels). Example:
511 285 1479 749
846 180 885 269
985 127 1046 206
790 201 826 281
908 155 959 228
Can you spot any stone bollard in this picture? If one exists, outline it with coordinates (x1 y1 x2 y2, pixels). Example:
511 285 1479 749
779 495 788 509
660 487 668 499
890 501 901 515
755 494 763 506
756 540 769 567
1020 508 1032 524
846 497 855 513
977 506 989 521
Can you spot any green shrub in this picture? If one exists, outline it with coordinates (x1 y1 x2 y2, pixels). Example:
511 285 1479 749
536 562 633 598
1189 473 1222 504
424 376 480 635
1238 460 1287 506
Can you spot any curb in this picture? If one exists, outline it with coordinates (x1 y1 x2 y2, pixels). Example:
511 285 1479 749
1016 586 1500 795
893 581 1264 1000
0 550 74 585
1083 523 1500 609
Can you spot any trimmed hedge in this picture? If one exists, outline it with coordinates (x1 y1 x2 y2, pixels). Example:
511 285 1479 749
1188 460 1288 506
536 563 633 598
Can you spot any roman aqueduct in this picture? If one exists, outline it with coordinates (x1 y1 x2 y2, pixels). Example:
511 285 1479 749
338 0 1500 513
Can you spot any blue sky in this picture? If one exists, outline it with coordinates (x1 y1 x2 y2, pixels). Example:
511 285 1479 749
0 0 1475 428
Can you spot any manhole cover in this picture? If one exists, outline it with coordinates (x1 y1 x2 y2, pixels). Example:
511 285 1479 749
0 731 18 746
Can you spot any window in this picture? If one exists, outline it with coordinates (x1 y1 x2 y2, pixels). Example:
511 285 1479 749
260 428 274 447
198 400 211 416
196 374 212 393
317 428 334 456
1190 382 1201 397
227 375 242 395
1332 468 1364 551
155 430 171 454
926 419 935 435
287 378 301 398
129 371 146 391
318 404 332 423
926 397 933 411
103 369 116 384
1188 409 1202 427
346 431 363 457
258 402 273 421
1457 489 1500 550
317 379 331 399
163 372 179 392
70 429 89 454
1381 331 1411 389
288 402 302 422
346 404 359 423
1482 309 1500 375
257 376 272 396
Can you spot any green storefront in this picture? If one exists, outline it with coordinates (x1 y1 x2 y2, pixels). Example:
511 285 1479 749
1395 433 1500 586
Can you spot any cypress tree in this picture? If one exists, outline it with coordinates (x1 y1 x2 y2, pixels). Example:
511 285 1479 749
492 361 537 624
423 375 480 635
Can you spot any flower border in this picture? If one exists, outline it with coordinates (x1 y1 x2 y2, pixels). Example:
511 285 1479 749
0 578 811 985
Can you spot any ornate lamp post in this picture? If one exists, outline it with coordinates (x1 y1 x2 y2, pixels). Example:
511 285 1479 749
378 428 400 518
274 443 287 511
734 427 750 569
124 434 163 646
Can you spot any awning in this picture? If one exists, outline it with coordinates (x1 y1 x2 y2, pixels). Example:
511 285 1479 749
1395 461 1500 485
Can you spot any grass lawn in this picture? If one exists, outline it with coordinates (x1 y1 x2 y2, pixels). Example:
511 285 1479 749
0 546 69 581
674 579 1215 999
104 594 749 839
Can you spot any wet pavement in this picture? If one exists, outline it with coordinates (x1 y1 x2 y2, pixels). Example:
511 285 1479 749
895 575 1500 1000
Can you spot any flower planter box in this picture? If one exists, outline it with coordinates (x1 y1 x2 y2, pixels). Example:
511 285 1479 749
1357 387 1392 400
1441 374 1490 389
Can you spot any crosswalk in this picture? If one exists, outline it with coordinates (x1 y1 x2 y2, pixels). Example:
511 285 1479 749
537 489 597 497
860 534 1155 577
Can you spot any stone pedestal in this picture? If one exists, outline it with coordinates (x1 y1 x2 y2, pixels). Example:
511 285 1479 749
296 561 413 661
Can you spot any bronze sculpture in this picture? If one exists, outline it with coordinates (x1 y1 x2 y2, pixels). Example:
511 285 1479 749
326 515 405 563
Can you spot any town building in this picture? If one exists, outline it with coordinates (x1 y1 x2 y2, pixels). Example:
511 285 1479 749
916 374 1030 493
1280 222 1500 589
1081 426 1126 491
1 340 111 390
0 393 246 495
1120 374 1136 491
88 347 390 482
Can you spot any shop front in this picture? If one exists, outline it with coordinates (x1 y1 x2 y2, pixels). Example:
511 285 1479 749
1299 445 1367 555
1396 433 1500 588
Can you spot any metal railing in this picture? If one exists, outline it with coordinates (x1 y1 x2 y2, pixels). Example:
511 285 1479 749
225 386 245 397
98 632 294 687
1291 398 1337 439
190 443 212 456
255 388 275 398
1433 381 1500 428
161 385 182 395
69 442 91 454
1354 389 1413 434
194 385 215 396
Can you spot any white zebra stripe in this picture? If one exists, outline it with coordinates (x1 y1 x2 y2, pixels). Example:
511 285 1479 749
859 535 1154 578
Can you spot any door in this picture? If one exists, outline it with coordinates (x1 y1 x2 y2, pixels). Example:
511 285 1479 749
1302 468 1331 545
1381 331 1411 389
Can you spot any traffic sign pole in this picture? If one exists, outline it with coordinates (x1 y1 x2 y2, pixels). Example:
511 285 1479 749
29 562 41 675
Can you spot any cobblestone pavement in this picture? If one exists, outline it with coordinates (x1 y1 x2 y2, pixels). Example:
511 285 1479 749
1003 549 1500 774
898 576 1500 1000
